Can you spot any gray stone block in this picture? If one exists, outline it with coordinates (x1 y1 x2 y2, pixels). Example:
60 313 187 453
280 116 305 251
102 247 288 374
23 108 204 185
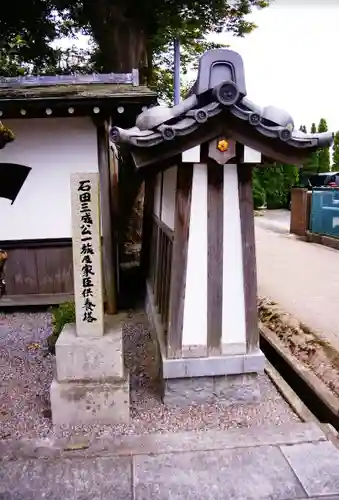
162 350 265 379
50 374 130 426
55 315 125 382
164 373 261 407
133 445 306 500
243 349 266 372
214 373 261 404
281 441 339 497
162 354 244 379
0 456 132 499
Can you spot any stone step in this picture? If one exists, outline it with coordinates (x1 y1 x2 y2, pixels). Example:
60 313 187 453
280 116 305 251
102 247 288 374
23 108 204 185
0 422 326 462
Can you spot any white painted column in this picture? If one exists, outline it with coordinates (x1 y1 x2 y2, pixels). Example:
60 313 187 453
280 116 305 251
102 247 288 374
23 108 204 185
221 164 246 354
70 172 104 337
182 163 208 356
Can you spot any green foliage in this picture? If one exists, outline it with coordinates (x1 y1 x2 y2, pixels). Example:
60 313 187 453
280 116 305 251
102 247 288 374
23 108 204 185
317 118 330 173
333 131 339 170
252 162 298 210
303 122 318 173
0 0 269 103
152 40 226 104
252 169 266 208
47 301 75 354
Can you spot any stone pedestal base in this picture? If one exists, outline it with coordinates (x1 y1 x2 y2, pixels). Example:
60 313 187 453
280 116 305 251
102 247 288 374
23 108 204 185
50 375 130 426
50 313 130 426
163 373 260 407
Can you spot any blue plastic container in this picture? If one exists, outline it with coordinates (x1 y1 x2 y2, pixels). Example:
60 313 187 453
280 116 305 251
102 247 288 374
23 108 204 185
310 188 339 238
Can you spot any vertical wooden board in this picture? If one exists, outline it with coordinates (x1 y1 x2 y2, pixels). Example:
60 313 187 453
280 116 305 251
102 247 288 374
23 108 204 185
4 248 39 295
35 246 73 294
58 246 74 293
35 247 56 294
2 248 16 294
207 161 224 355
97 124 117 315
149 220 156 288
167 164 193 358
160 236 168 323
238 165 259 351
156 228 163 308
164 239 173 329
151 221 158 290
140 176 155 279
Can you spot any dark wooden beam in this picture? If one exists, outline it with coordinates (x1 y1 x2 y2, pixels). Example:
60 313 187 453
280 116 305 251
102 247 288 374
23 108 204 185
97 123 117 314
140 176 155 280
167 163 193 359
238 164 258 351
207 160 224 355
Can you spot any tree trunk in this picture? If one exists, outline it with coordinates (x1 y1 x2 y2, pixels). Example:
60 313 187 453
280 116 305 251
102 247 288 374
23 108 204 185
82 0 148 73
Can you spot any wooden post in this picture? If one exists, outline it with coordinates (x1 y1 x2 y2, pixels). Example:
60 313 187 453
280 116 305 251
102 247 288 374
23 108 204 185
238 164 259 352
207 160 224 355
167 163 193 358
97 123 117 315
140 175 155 280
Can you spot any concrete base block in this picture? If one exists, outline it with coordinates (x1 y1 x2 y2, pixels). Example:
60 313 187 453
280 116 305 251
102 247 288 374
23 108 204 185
55 314 126 382
162 349 265 379
164 373 261 408
50 374 130 426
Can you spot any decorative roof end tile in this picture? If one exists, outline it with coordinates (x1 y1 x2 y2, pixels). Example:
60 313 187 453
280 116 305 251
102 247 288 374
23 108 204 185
110 49 333 164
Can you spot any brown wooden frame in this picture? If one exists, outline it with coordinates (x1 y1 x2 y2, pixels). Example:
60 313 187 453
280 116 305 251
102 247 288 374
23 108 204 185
207 159 224 355
167 163 193 359
238 164 259 351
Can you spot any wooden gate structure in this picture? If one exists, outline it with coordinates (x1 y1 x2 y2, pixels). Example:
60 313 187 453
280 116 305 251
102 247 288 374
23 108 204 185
111 48 333 401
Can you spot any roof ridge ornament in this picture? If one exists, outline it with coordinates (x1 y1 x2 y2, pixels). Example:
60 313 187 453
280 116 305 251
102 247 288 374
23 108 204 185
110 49 333 167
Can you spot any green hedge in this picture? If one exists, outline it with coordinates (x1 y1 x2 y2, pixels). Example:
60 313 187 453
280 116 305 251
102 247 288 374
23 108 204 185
252 164 299 210
47 301 75 354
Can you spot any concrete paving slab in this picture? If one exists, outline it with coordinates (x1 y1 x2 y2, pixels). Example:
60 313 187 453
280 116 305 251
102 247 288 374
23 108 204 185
299 497 339 500
0 456 132 500
0 422 325 461
134 445 306 500
281 441 339 497
255 222 339 348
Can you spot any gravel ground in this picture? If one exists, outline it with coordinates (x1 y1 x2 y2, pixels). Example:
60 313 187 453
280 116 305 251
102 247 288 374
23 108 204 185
0 310 298 441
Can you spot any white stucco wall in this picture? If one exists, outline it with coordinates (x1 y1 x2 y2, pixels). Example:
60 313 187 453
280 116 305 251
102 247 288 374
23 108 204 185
152 167 177 231
0 117 98 241
161 166 177 230
182 163 208 349
222 163 246 354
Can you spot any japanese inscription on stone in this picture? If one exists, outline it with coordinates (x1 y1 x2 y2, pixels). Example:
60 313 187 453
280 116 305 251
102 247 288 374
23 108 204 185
70 173 104 337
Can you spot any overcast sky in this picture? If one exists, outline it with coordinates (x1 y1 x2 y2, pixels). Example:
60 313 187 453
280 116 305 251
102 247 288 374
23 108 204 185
211 0 339 133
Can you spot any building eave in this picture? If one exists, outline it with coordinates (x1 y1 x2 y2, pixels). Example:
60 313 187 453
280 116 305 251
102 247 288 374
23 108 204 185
110 48 333 170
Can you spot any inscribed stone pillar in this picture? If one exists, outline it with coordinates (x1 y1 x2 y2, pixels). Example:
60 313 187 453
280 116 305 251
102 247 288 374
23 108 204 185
50 172 130 426
70 172 104 337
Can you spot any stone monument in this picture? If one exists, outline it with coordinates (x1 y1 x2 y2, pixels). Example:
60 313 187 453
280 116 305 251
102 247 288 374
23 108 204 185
50 172 129 426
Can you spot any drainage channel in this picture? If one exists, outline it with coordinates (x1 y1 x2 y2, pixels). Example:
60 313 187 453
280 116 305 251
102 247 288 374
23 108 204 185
260 331 339 432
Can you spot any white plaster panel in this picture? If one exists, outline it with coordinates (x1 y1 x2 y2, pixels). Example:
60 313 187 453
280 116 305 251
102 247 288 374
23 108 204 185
182 145 201 164
153 172 162 217
182 163 208 348
244 146 262 164
0 117 98 240
161 166 177 230
222 164 247 351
